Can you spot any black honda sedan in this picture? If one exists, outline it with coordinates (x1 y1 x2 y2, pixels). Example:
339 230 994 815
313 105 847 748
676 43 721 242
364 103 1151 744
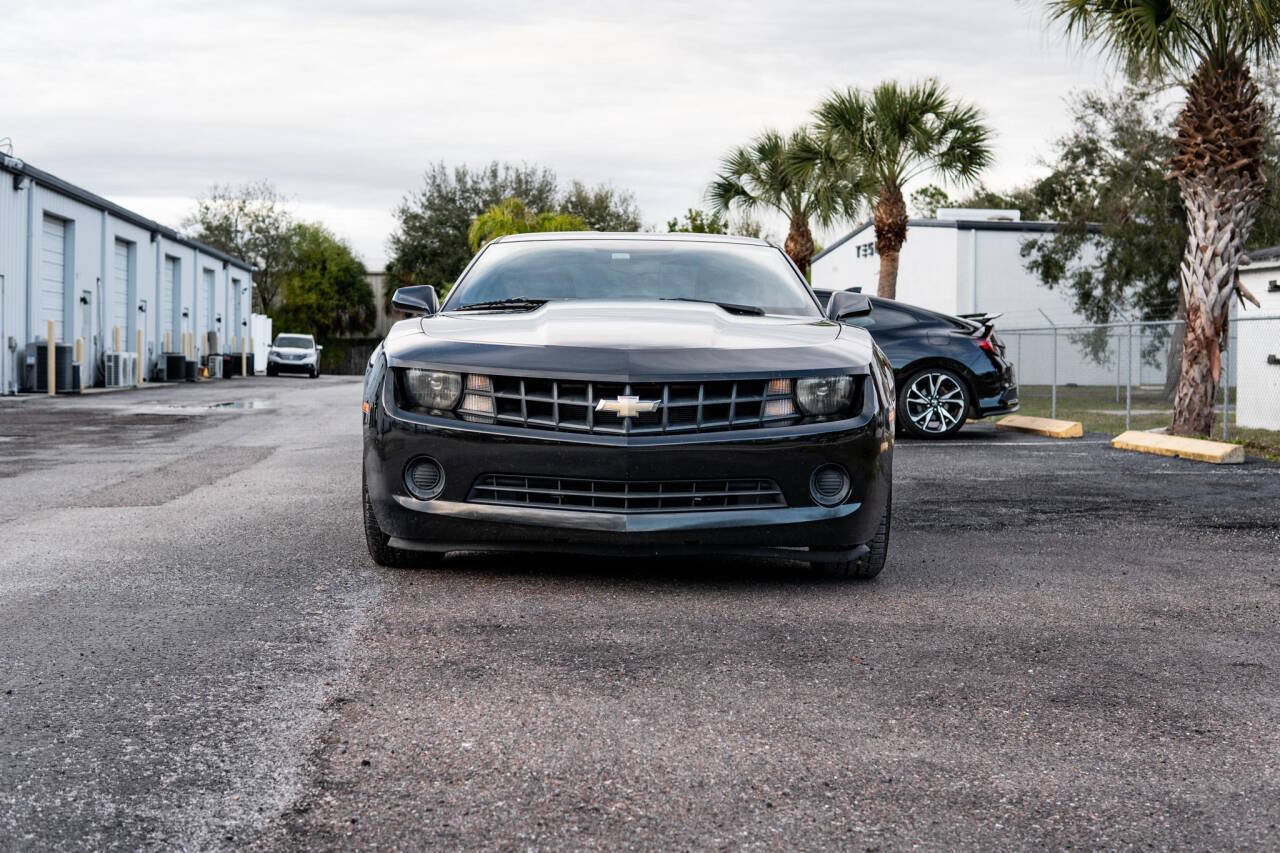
362 233 895 579
813 290 1018 439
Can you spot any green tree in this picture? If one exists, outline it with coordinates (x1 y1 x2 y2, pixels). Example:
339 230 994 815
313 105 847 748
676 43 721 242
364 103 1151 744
386 162 559 298
182 180 293 313
804 79 994 299
560 181 642 231
1046 0 1279 435
272 222 374 341
666 208 728 233
1018 86 1186 324
386 163 644 304
667 208 770 238
708 127 858 276
468 198 586 250
909 184 953 218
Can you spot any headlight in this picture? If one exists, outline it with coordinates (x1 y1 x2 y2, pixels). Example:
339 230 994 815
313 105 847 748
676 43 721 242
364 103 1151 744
796 375 854 416
399 369 462 411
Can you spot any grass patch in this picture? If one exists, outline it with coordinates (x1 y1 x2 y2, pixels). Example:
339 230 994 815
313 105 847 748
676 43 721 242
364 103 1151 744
1015 384 1280 461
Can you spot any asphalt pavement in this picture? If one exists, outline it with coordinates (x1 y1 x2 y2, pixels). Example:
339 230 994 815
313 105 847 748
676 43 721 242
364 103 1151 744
2 376 1278 851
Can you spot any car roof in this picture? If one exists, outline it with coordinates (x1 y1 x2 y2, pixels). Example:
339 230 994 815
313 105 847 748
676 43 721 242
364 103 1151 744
491 231 771 247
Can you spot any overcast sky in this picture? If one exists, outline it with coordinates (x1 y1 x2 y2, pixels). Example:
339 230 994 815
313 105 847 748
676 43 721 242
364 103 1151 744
2 0 1110 268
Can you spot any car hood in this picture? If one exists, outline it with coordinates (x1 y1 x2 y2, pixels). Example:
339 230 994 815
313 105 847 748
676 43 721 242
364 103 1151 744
384 301 873 381
271 347 313 356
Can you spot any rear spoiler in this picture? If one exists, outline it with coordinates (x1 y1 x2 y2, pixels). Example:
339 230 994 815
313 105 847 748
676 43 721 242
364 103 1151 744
957 311 1003 337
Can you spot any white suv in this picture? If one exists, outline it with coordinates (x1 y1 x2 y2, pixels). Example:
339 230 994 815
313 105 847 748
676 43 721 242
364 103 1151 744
266 333 322 378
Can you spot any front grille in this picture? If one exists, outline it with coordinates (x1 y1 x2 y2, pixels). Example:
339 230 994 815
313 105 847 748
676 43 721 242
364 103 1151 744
468 475 786 513
461 376 798 435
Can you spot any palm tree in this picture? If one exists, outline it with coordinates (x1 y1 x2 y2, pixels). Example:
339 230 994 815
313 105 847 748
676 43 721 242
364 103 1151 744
1046 0 1279 436
707 127 858 277
800 80 993 300
468 198 585 251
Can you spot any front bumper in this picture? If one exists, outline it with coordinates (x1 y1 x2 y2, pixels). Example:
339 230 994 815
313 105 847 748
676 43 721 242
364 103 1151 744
269 357 316 373
365 383 892 559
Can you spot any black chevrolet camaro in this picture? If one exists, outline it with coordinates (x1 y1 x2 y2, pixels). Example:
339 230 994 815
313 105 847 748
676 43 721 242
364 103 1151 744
362 234 895 578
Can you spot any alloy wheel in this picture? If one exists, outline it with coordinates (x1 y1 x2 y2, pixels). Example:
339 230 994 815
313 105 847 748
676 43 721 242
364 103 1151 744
904 372 966 435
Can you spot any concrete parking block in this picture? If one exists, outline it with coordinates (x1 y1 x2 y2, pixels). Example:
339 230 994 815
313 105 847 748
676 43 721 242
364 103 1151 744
996 414 1084 438
1111 429 1244 464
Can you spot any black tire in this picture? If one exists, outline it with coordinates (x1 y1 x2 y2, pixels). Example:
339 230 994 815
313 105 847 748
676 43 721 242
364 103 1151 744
812 496 891 580
310 366 319 379
897 366 970 439
363 482 441 569
266 365 277 377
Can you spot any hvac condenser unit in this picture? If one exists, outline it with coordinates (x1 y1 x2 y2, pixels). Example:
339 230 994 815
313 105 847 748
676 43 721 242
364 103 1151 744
104 352 138 388
206 355 224 379
23 342 75 392
161 353 185 383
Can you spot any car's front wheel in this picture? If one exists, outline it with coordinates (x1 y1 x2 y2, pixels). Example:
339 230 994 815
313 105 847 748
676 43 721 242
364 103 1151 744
812 496 891 580
363 480 441 569
898 367 970 439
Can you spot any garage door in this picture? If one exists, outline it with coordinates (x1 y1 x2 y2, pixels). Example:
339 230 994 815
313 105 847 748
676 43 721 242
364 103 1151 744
111 239 131 345
40 215 67 341
162 256 178 350
232 279 243 345
200 269 214 334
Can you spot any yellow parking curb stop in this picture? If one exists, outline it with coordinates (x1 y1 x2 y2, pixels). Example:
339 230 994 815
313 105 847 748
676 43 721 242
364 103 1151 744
996 415 1083 438
1110 430 1244 464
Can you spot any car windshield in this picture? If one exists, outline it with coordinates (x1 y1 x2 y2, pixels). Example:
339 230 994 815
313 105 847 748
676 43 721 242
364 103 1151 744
447 239 821 317
274 335 313 349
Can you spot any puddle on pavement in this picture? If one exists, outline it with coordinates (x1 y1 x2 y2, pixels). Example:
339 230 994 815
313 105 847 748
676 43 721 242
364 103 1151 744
207 400 268 410
112 399 272 416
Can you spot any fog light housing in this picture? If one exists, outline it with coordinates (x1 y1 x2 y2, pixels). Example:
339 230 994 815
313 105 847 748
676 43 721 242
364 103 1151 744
810 463 850 507
404 456 445 500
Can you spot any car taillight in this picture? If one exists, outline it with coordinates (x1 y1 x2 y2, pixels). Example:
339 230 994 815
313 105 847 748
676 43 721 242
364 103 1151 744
977 336 996 354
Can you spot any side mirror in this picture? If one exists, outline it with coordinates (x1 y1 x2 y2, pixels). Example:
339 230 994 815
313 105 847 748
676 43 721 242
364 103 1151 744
315 344 323 351
392 285 439 316
826 290 873 321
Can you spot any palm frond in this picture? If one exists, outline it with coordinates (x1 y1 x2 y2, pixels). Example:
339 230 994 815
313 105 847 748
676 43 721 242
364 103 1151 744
1046 0 1280 77
706 126 862 225
812 79 994 201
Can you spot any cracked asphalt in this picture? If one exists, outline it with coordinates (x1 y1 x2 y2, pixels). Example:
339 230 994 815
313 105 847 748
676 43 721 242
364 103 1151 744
2 376 1278 850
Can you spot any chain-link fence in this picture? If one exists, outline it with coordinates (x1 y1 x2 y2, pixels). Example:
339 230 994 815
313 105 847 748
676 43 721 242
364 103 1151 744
1001 315 1280 451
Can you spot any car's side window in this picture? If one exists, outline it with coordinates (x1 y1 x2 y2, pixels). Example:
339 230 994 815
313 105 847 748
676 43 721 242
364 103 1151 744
846 305 916 330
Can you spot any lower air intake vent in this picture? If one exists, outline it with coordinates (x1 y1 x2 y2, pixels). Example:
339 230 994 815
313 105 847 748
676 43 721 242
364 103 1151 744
468 475 786 514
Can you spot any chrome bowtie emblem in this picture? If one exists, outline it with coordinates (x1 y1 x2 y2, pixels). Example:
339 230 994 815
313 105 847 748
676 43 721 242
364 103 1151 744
595 395 660 418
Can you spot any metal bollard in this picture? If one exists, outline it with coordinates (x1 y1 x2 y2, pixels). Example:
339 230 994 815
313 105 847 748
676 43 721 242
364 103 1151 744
47 320 56 397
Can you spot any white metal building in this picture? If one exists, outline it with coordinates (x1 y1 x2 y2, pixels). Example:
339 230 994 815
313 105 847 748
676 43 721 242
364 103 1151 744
1234 248 1280 429
0 151 255 394
811 208 1099 327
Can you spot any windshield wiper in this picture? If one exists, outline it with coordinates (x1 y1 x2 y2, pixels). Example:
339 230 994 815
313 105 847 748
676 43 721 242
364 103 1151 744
454 297 547 312
661 297 765 316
